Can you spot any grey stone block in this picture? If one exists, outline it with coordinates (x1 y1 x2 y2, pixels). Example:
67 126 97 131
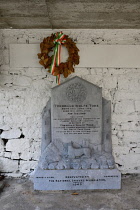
34 167 121 190
33 76 121 190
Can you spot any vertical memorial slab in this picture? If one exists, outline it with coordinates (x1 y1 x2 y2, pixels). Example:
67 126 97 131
33 76 121 190
51 77 102 150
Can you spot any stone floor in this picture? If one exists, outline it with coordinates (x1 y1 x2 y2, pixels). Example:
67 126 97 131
0 175 140 210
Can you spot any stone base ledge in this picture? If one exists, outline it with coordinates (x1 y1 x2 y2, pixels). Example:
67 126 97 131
33 167 121 190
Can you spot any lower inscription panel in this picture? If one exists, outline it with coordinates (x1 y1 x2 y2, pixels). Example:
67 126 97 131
34 168 121 190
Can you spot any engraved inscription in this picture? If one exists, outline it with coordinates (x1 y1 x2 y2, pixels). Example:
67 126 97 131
36 175 106 187
53 104 100 135
66 83 87 102
34 77 121 191
52 77 102 147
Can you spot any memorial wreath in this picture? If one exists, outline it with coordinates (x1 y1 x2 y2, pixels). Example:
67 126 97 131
37 32 80 84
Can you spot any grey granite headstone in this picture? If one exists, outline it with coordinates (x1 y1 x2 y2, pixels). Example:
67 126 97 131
33 76 121 190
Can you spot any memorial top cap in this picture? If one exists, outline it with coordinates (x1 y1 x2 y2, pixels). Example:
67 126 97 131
51 76 102 90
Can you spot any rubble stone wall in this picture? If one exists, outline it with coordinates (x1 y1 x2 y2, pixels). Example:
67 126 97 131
0 29 140 177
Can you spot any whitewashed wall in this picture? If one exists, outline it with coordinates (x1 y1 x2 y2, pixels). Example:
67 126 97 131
0 29 140 177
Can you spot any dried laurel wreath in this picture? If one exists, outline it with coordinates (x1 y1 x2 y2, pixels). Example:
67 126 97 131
37 32 80 81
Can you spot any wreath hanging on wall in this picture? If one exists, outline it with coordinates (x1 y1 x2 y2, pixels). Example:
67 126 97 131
37 32 80 84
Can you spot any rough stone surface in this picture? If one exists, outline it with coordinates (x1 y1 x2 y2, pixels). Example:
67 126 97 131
0 29 140 177
0 157 18 173
0 125 11 131
1 129 21 139
6 138 31 160
0 176 140 210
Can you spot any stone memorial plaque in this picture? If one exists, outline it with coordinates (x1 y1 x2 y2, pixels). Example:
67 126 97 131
51 77 102 148
33 76 121 190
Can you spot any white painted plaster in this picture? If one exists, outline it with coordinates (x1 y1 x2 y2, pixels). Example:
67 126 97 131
10 44 140 68
0 29 140 176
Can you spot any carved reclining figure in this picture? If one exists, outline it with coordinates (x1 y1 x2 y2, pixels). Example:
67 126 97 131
68 142 91 159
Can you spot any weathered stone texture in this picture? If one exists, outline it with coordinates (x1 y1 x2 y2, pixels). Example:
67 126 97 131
1 1 140 29
0 29 140 176
0 157 18 173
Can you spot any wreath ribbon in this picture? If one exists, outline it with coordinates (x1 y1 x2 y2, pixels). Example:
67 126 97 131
38 32 79 84
50 31 66 84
